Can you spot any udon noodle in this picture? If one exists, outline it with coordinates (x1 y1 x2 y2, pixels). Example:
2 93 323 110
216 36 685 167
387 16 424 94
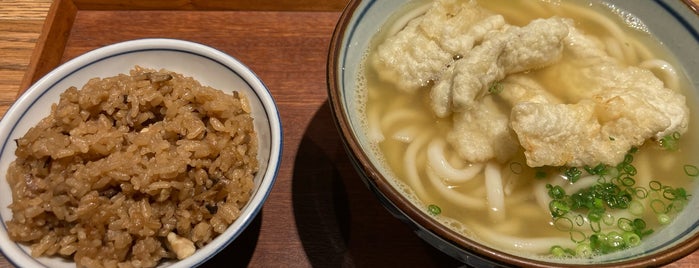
359 0 697 260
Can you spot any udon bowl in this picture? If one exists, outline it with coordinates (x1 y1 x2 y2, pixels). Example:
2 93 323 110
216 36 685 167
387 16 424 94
327 0 699 267
0 38 282 267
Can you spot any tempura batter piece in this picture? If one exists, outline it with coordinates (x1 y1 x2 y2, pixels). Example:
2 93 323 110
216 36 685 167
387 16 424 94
447 76 557 163
372 0 505 93
447 96 517 163
431 17 569 117
498 75 562 106
373 0 688 168
510 26 689 167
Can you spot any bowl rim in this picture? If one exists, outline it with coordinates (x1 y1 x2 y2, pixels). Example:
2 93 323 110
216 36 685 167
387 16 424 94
326 0 699 267
0 38 283 268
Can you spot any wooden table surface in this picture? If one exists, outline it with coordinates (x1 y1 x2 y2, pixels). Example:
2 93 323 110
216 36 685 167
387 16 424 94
1 0 698 267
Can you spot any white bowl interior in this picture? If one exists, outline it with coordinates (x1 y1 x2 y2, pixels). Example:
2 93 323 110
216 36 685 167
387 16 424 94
0 38 282 268
335 0 699 265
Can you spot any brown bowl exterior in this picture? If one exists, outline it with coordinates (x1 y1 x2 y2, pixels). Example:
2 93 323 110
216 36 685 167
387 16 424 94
326 0 699 267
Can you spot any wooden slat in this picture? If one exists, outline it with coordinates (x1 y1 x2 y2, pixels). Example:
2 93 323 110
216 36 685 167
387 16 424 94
19 0 78 92
0 0 52 20
0 0 52 116
72 0 348 11
683 0 699 14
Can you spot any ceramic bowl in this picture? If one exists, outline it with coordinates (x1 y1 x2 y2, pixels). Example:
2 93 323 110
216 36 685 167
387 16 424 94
0 38 282 267
327 0 699 267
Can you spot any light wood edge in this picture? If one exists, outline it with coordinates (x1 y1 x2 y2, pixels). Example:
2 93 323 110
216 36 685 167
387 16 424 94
683 0 699 14
72 0 347 11
18 0 77 95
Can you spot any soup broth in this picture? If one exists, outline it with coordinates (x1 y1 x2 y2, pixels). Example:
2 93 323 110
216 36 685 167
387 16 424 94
359 0 698 259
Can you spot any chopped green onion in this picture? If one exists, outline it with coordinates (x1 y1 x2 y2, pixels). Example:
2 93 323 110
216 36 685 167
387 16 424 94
564 167 583 182
547 184 566 199
667 187 689 201
620 176 635 187
630 186 648 199
488 82 504 95
554 217 574 231
618 218 634 232
584 164 607 175
621 164 637 176
623 232 641 247
632 218 646 231
549 200 571 217
590 220 602 233
576 243 593 258
684 165 699 177
650 199 666 214
427 204 441 216
677 187 689 199
570 230 586 243
589 234 606 252
663 189 678 200
659 132 681 151
602 213 615 226
592 198 604 209
509 162 523 174
628 200 644 216
606 231 624 248
639 228 654 238
550 245 568 257
588 210 602 223
671 199 687 212
574 214 585 226
542 147 690 257
632 218 654 238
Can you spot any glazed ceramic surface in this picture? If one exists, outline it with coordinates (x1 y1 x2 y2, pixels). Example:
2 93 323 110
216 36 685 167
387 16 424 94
0 38 283 268
328 0 699 266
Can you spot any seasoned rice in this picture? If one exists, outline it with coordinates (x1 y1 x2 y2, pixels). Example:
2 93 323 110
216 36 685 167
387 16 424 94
5 66 258 268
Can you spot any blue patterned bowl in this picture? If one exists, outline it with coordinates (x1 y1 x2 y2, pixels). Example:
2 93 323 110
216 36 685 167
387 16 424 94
0 38 282 268
328 1 699 266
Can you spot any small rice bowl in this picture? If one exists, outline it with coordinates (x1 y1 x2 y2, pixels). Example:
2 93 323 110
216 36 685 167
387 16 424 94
6 66 258 267
0 38 282 268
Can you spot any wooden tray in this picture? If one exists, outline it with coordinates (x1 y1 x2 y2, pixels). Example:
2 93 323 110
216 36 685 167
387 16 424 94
7 0 699 267
9 0 465 267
